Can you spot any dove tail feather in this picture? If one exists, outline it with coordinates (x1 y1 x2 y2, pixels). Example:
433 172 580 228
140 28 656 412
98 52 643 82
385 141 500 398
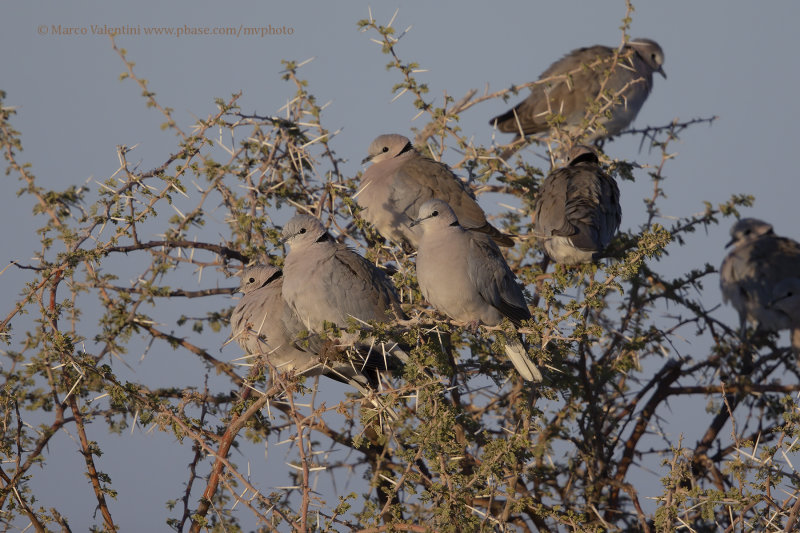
503 333 543 382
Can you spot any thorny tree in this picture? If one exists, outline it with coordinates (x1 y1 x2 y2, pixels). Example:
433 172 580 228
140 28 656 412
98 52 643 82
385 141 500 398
2 6 800 533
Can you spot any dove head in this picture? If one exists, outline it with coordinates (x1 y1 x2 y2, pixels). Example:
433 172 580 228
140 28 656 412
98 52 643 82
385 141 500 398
770 278 800 318
237 265 281 294
629 38 666 78
726 218 774 248
363 134 413 164
411 199 459 231
281 214 328 249
567 144 599 166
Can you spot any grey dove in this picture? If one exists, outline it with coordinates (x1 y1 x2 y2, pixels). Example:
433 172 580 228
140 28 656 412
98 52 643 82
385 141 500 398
411 199 543 382
357 134 513 249
720 218 800 340
490 39 665 146
534 146 621 264
230 264 403 413
769 278 800 354
230 264 315 373
280 214 407 359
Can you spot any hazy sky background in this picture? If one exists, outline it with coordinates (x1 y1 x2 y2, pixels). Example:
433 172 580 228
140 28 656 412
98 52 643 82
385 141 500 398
2 1 800 530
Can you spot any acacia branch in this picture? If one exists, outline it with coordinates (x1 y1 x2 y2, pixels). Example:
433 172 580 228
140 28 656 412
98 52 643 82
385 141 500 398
68 393 117 532
50 267 116 530
189 368 286 533
105 240 248 263
99 284 234 298
138 324 243 385
0 466 46 532
609 360 683 508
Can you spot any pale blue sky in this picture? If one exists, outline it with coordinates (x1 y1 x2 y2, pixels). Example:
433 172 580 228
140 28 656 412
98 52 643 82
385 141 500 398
2 1 799 529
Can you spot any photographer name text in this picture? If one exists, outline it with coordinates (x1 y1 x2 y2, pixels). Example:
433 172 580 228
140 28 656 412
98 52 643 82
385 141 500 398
38 24 294 38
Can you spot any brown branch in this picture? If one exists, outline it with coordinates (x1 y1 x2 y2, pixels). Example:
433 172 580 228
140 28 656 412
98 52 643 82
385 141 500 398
0 123 65 230
111 36 185 138
99 284 235 299
621 115 718 152
0 266 62 335
105 240 248 263
0 402 68 511
711 424 783 465
0 467 46 532
160 395 295 528
49 266 116 530
784 488 800 532
177 398 209 531
218 475 278 530
138 324 243 385
189 372 283 532
287 387 311 533
667 384 800 395
68 393 117 531
413 89 477 147
609 361 683 508
692 389 744 490
622 483 651 533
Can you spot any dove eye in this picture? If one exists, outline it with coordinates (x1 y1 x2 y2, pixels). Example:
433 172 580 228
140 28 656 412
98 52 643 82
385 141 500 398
382 146 389 153
431 210 439 217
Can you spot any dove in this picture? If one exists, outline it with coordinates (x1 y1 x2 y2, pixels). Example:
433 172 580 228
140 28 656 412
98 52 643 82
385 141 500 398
357 134 513 249
279 214 409 368
534 146 621 264
230 264 402 393
411 199 542 382
230 264 315 373
720 218 800 339
490 39 665 147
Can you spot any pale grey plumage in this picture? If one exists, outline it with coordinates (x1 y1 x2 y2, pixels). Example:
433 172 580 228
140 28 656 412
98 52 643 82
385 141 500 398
230 265 313 372
357 134 513 249
771 278 800 323
490 39 665 144
534 146 621 264
229 265 392 393
412 199 542 382
280 214 407 354
720 218 800 338
769 278 800 353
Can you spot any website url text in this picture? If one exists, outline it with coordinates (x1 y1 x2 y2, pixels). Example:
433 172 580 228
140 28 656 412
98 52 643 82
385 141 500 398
38 24 294 38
